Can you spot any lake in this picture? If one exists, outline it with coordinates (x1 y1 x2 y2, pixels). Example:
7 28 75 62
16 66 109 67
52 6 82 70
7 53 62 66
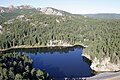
5 46 93 79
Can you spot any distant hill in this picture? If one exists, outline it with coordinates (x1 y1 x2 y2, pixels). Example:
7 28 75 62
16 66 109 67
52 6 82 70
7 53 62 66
0 5 70 24
0 5 70 16
83 13 120 19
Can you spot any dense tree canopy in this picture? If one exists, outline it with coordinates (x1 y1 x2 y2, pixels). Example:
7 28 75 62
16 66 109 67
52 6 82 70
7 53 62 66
0 52 52 80
0 12 120 64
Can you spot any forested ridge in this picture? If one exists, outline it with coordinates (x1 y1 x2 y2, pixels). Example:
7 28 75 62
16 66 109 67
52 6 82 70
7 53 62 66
0 7 120 64
0 9 41 24
84 13 120 20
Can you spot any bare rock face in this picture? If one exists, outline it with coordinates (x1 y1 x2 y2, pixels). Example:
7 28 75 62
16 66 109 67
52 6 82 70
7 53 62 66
0 5 34 13
82 53 120 72
0 6 63 16
56 12 62 16
17 5 33 9
40 7 63 16
91 57 120 71
41 7 53 14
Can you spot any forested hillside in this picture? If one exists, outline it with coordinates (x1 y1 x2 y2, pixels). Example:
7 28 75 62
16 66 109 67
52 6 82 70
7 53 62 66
0 6 120 65
84 13 120 19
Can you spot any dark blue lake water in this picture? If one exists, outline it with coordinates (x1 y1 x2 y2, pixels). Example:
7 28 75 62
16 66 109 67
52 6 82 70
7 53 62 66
17 46 93 79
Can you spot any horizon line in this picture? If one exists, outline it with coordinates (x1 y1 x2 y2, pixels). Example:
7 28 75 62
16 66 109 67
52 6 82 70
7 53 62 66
0 5 120 14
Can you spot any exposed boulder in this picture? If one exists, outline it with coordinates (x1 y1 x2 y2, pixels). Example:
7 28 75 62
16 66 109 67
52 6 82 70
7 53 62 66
0 8 5 13
4 19 14 24
47 40 72 47
56 19 60 23
0 25 3 34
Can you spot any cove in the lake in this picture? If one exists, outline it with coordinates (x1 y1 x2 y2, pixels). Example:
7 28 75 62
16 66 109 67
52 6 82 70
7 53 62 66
6 45 93 79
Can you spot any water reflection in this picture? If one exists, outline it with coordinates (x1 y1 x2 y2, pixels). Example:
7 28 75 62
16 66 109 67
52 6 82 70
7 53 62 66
3 45 84 53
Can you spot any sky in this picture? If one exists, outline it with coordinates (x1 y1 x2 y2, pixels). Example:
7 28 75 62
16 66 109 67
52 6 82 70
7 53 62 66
0 0 120 14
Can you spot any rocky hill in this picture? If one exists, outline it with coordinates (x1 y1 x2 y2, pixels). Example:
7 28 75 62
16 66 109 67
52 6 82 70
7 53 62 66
0 5 70 24
0 5 34 13
0 5 67 16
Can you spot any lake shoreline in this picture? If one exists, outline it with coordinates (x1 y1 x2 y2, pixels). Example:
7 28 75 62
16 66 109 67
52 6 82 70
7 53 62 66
1 45 119 74
0 44 87 52
82 53 120 72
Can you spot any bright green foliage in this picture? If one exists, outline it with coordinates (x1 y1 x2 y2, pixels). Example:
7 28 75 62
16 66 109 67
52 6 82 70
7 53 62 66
36 70 44 79
15 74 23 80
